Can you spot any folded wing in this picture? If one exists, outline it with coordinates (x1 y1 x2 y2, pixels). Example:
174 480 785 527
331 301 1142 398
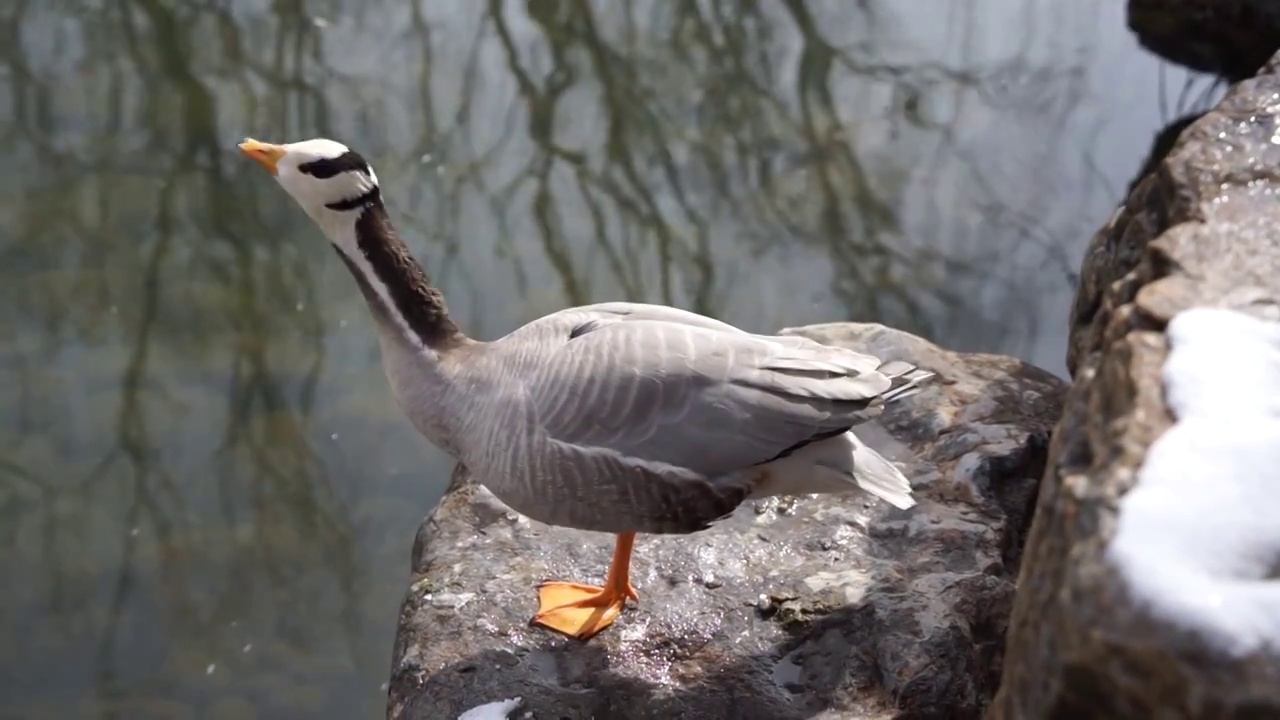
518 304 910 531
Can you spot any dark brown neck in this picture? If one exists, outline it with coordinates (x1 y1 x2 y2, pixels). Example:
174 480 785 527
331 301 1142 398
337 201 467 351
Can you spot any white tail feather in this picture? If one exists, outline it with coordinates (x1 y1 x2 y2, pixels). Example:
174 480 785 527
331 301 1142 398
843 432 916 509
748 358 929 509
754 431 917 510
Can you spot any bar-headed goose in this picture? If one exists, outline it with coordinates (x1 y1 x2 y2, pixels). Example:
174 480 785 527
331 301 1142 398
238 137 933 640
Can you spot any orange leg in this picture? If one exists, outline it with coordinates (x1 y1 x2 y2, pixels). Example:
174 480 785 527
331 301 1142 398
530 532 639 640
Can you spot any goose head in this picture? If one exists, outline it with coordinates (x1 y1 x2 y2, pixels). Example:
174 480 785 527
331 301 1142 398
238 137 381 239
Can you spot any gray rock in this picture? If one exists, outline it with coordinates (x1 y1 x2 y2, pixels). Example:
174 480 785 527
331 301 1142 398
1129 0 1280 81
387 323 1063 720
992 51 1280 719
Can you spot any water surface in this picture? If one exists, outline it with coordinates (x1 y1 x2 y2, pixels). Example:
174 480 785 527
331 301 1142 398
0 1 1215 718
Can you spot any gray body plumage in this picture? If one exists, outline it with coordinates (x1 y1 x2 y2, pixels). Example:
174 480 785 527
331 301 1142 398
236 136 930 537
380 301 930 535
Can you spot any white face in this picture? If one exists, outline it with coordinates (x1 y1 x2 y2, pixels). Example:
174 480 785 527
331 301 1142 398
239 137 380 222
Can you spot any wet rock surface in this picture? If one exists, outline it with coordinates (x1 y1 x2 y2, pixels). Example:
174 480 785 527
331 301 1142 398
992 52 1280 719
1126 111 1205 198
1129 0 1280 81
387 323 1064 720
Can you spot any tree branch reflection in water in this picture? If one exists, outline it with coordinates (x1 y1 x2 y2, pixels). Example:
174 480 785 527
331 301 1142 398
0 0 1146 717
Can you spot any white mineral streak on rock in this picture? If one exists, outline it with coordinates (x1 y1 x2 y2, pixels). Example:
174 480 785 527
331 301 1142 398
457 696 522 720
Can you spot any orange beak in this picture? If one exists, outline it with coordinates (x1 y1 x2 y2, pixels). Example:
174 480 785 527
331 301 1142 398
238 138 286 175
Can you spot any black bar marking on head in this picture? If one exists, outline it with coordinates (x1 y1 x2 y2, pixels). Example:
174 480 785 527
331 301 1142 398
325 186 382 212
298 150 370 179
